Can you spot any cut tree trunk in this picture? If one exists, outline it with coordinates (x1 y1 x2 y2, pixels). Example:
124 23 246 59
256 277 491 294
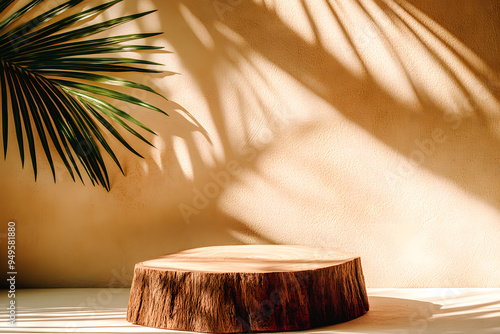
127 245 369 333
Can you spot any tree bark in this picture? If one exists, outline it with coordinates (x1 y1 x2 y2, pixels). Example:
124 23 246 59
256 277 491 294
127 245 369 333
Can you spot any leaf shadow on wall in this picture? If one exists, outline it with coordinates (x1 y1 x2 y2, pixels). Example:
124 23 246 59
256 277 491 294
102 0 500 266
118 0 500 212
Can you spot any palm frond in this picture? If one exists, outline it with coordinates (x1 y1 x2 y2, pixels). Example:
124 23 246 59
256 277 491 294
0 0 168 191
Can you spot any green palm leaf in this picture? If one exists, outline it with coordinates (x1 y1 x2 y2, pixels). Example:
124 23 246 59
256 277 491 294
0 0 168 191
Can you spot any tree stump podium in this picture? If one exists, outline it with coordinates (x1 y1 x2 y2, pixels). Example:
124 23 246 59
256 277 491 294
127 245 369 333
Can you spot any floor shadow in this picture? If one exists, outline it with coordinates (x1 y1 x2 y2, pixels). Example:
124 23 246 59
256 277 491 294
305 295 500 334
1 290 499 333
308 296 439 333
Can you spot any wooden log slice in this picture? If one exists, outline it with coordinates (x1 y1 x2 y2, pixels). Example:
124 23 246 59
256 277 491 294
127 245 369 333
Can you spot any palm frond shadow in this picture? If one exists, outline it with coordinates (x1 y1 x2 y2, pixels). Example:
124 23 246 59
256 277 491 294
118 0 500 211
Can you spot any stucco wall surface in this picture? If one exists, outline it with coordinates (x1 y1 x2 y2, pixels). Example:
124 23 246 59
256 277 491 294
0 0 499 288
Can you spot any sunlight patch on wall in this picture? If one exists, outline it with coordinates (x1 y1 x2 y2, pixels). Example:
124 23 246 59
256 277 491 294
366 16 468 116
336 0 421 110
180 3 215 50
193 132 217 169
140 160 149 174
265 0 500 119
135 0 161 32
241 51 320 124
356 0 422 109
214 22 247 46
319 0 368 79
172 136 194 181
166 69 227 167
217 116 500 286
281 0 368 79
213 49 313 150
150 135 166 172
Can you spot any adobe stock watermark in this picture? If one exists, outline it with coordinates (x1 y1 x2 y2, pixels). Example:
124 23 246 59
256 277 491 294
6 221 17 326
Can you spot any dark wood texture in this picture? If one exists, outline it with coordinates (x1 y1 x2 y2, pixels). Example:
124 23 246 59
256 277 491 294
127 245 369 333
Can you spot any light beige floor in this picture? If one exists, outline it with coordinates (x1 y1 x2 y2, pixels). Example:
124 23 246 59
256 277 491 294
0 288 499 333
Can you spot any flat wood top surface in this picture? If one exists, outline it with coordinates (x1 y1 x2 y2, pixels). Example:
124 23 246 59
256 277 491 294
138 245 357 273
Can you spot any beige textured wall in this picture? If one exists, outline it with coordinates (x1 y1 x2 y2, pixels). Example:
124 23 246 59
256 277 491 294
0 0 499 288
